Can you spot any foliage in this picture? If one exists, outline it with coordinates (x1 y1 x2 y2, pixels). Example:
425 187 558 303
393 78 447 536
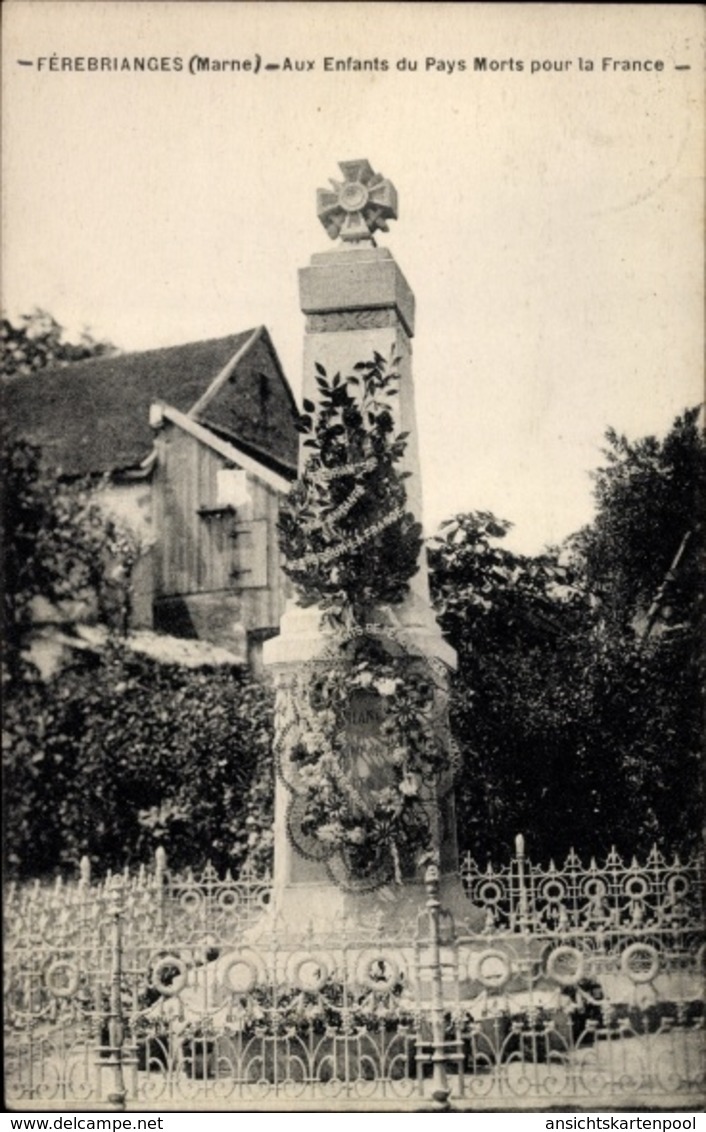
278 353 422 630
429 408 705 864
1 308 117 377
564 406 705 856
276 354 438 886
192 976 414 1039
4 347 701 879
1 435 137 669
3 643 275 879
429 513 595 862
568 406 705 633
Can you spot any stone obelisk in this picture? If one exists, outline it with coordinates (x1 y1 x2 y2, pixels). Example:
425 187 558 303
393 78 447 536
263 161 471 934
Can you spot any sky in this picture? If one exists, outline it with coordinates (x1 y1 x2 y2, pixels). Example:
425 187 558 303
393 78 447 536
2 3 703 554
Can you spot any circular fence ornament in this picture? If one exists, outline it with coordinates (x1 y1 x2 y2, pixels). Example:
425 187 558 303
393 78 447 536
546 945 585 987
44 958 80 999
624 875 649 899
474 948 512 992
540 878 568 903
150 954 188 997
216 889 241 912
620 942 660 984
356 951 400 991
222 955 258 995
288 953 332 992
177 888 204 916
472 879 506 915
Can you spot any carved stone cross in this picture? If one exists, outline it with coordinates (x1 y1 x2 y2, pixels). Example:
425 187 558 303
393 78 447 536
317 160 398 244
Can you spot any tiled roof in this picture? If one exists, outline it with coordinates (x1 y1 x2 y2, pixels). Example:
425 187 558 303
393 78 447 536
1 329 299 478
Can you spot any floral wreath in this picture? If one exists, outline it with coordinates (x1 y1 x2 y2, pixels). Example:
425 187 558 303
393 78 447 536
275 628 458 892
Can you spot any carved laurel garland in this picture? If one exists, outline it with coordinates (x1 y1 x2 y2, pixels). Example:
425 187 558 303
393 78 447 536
306 309 400 334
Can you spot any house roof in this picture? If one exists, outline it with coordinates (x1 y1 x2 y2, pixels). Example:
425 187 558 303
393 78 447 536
75 625 246 668
1 328 299 479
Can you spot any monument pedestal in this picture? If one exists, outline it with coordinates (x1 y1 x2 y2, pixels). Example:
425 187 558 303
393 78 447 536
262 602 479 939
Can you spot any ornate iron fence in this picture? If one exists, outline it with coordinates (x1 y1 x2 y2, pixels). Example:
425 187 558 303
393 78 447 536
459 835 704 935
450 836 704 1105
4 840 704 1109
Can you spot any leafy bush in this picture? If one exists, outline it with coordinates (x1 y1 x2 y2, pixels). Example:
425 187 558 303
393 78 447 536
1 431 274 880
1 308 117 377
1 434 136 667
3 643 274 879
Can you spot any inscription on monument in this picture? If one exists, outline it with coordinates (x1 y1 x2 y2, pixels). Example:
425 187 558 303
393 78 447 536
346 689 393 793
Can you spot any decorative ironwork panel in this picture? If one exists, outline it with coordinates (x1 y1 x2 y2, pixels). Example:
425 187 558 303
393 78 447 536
460 841 704 937
4 843 704 1108
455 840 704 1103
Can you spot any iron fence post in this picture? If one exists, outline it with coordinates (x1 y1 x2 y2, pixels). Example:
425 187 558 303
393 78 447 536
106 876 126 1111
424 863 451 1112
79 855 91 893
155 846 167 934
515 833 532 934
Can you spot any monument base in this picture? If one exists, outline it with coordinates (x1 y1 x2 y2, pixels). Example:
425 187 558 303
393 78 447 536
251 872 483 943
263 596 457 670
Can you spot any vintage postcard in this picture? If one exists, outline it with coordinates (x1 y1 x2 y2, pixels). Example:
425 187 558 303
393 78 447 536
2 2 704 1118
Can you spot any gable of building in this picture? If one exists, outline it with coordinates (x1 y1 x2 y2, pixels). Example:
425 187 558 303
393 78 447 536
190 327 299 479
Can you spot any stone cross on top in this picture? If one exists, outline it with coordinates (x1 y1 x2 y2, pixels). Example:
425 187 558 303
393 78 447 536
317 159 398 245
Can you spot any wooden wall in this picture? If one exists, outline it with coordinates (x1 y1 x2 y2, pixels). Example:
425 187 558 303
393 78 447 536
152 424 285 638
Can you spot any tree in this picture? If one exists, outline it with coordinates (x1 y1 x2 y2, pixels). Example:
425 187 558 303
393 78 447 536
566 406 705 856
569 406 705 634
429 407 704 864
1 435 136 671
429 512 595 863
1 308 117 377
279 354 422 631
